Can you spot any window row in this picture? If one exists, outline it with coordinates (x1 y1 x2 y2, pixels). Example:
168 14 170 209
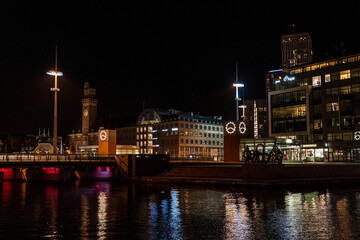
325 84 360 96
180 139 223 146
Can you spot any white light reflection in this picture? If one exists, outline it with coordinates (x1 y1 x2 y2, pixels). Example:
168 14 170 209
170 189 182 239
97 192 108 240
224 193 251 239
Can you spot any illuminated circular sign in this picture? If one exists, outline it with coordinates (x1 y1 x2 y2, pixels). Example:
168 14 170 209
225 122 236 134
239 122 246 134
99 130 107 141
355 131 360 141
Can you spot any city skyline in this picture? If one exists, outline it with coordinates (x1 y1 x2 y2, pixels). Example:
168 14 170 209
1 1 360 135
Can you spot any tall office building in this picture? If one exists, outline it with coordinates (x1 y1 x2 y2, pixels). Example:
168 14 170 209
281 33 313 69
267 53 360 162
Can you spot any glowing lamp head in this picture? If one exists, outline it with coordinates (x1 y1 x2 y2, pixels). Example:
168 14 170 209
233 83 244 88
47 71 63 76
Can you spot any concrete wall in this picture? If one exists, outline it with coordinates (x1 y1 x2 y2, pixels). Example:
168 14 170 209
161 164 360 180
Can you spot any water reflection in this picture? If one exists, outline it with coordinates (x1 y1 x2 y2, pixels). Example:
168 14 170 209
80 195 90 240
1 182 360 239
97 191 108 240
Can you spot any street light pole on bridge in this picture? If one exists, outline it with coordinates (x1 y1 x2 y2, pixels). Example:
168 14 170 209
47 46 63 154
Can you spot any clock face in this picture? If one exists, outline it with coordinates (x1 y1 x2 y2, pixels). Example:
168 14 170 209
99 130 107 141
84 110 88 117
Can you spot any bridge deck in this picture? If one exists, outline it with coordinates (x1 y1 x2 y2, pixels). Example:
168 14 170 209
0 154 117 167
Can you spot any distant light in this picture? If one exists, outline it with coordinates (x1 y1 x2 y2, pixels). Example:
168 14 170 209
233 83 244 88
171 127 179 131
269 69 283 73
152 144 160 148
161 129 168 132
47 71 63 76
152 130 157 133
292 24 295 27
285 139 293 144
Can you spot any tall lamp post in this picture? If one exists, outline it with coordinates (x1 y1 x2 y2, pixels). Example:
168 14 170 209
233 62 245 121
47 47 63 154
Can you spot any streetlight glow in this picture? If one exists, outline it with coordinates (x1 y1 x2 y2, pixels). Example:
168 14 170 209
47 71 63 76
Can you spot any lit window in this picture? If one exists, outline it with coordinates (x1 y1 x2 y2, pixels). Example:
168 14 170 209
325 74 331 83
326 103 339 112
312 76 321 87
340 70 350 80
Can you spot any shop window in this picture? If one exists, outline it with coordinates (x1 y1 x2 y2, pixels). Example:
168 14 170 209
340 70 350 80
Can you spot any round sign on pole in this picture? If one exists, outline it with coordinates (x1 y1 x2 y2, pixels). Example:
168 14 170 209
225 122 236 134
239 122 246 134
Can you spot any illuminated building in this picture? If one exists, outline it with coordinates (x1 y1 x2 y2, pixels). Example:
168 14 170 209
281 33 313 69
243 99 268 139
267 52 360 161
117 109 224 160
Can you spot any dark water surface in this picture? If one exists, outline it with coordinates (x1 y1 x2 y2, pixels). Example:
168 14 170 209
1 181 360 240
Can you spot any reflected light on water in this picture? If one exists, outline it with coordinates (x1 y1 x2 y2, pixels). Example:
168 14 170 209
80 195 90 240
170 189 182 240
224 193 251 240
97 191 108 240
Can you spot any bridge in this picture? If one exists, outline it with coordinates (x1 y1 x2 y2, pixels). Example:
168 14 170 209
0 153 170 183
0 153 117 167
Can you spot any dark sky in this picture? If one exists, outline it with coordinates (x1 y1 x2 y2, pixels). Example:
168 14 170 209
1 1 360 135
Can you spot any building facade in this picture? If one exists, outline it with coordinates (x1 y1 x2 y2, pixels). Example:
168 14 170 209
267 53 360 161
281 33 312 69
243 99 268 139
117 109 224 160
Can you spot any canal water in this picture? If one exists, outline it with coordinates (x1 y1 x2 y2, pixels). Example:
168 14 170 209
1 181 360 240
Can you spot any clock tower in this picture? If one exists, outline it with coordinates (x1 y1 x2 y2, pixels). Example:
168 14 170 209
82 82 98 134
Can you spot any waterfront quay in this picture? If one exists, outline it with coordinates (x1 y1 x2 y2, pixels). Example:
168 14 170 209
140 161 360 187
2 153 360 187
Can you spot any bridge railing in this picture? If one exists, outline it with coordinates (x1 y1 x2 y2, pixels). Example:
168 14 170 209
0 154 117 163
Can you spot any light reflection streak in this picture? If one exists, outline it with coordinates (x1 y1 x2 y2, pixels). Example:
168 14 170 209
149 196 158 240
224 193 251 240
170 189 182 240
97 191 108 240
336 198 352 239
80 195 90 240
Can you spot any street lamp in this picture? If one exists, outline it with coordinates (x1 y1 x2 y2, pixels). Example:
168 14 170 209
233 62 245 121
47 46 63 154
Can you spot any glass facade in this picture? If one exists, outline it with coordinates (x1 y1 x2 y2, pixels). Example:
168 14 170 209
267 52 360 162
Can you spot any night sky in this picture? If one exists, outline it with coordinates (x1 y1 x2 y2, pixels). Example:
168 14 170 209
1 1 360 136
